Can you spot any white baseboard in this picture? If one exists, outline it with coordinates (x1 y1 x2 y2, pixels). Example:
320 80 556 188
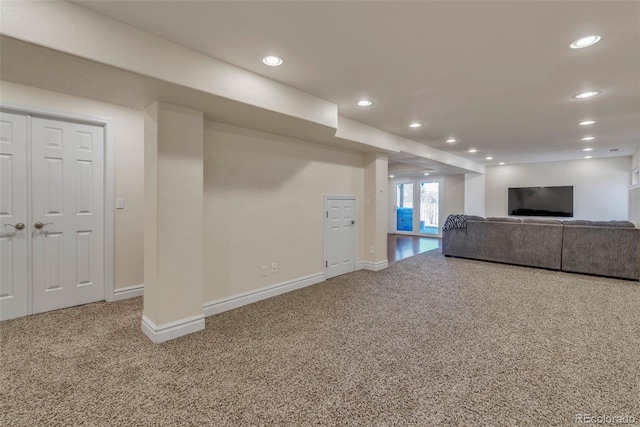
141 313 205 344
359 260 389 272
203 272 325 317
112 284 144 301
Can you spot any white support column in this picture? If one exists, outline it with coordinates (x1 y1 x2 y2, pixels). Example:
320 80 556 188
142 102 204 343
464 173 486 217
630 149 640 226
364 153 389 271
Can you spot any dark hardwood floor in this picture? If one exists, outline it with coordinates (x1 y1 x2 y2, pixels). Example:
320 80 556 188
387 234 442 262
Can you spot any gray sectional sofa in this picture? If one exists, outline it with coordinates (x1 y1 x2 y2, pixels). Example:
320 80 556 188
442 216 640 280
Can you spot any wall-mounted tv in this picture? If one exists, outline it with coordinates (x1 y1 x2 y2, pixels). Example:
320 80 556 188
508 186 573 217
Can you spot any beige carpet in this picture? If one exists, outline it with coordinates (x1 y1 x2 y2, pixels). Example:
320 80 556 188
1 251 639 426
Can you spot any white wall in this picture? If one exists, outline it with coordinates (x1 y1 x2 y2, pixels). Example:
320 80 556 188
629 147 640 225
630 188 640 226
486 157 632 220
387 179 395 233
0 81 144 290
444 175 465 219
203 122 365 303
632 147 640 185
464 173 486 217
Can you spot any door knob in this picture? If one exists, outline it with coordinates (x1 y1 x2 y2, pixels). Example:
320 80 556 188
351 220 356 225
34 222 53 229
4 223 25 230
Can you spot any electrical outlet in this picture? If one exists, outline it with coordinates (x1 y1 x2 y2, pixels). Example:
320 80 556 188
369 246 375 254
272 263 278 273
261 266 267 277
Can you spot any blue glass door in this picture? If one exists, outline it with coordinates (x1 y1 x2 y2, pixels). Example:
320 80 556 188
396 183 413 232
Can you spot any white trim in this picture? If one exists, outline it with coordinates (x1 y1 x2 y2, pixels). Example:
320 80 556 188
324 194 358 200
112 284 144 301
141 313 205 344
0 104 115 310
26 114 33 315
0 104 112 127
389 232 443 239
103 120 115 302
203 273 324 317
360 260 389 272
356 261 366 271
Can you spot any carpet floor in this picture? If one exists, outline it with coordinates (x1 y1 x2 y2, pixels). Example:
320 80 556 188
1 251 639 426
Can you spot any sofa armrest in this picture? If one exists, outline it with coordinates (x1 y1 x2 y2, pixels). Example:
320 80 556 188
562 226 640 280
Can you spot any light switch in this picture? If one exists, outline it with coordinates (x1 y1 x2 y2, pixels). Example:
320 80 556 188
116 198 125 209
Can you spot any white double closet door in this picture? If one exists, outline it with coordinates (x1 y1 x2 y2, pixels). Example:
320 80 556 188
1 111 105 321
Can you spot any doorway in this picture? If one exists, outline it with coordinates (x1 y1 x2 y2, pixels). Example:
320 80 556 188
1 109 108 320
393 178 444 237
387 234 441 262
324 196 357 279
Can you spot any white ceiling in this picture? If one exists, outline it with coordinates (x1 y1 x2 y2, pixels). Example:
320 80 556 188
58 1 640 168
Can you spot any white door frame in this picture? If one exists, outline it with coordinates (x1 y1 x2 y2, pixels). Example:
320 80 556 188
0 104 115 305
323 195 357 278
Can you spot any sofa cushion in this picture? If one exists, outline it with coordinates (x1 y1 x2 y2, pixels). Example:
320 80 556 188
464 215 485 221
563 220 592 226
521 218 563 225
564 220 635 228
591 220 635 228
486 217 522 223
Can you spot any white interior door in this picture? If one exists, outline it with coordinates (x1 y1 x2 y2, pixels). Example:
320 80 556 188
31 117 105 314
0 112 29 320
325 197 356 279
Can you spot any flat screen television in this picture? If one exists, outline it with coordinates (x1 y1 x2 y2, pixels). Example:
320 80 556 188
508 186 573 217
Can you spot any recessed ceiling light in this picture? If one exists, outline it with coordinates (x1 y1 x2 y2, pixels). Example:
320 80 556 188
570 35 601 49
582 136 595 141
573 91 600 99
446 138 456 143
357 99 373 107
579 120 596 126
468 149 478 153
584 156 593 159
262 56 283 66
424 173 430 176
583 148 593 152
486 156 494 160
499 162 505 165
409 123 422 128
389 175 394 178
